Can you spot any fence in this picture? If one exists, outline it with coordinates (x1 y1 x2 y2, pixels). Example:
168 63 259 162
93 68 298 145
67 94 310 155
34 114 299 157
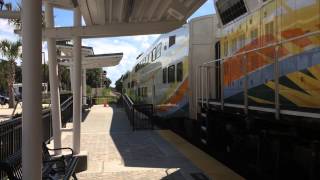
91 96 118 105
122 94 154 130
0 96 73 179
61 96 73 127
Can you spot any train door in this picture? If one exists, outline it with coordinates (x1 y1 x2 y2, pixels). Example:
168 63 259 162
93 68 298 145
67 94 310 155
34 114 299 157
215 41 221 100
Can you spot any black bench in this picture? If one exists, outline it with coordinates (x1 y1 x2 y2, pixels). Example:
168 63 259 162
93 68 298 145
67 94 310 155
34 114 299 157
0 144 79 180
0 150 22 180
42 143 79 180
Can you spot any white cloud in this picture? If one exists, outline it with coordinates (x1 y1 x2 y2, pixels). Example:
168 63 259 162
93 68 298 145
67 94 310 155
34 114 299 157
0 19 20 60
0 19 19 42
83 34 160 86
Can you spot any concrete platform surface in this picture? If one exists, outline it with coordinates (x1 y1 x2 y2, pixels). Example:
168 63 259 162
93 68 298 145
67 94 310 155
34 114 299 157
59 105 243 180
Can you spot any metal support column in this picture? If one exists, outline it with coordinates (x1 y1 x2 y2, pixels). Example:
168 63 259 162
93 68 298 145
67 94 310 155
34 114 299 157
206 66 209 106
201 66 204 107
274 46 280 120
45 2 62 153
220 59 224 110
243 55 248 115
195 66 199 116
72 7 82 154
22 0 42 179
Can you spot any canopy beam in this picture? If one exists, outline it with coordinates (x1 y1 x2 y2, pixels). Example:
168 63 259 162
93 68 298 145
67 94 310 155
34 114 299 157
44 21 185 39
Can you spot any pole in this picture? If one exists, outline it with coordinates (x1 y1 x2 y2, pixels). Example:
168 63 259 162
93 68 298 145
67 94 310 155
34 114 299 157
274 46 280 120
244 55 248 115
45 2 62 153
42 52 45 83
82 68 87 105
22 0 42 179
220 59 224 110
72 7 82 154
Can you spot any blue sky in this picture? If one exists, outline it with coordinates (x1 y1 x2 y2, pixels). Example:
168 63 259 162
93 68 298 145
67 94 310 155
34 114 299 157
0 0 215 86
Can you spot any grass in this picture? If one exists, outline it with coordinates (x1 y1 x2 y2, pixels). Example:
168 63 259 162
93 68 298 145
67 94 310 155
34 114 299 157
95 96 118 104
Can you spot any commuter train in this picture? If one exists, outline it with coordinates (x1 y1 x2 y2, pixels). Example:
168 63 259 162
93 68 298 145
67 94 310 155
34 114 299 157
123 0 320 120
122 24 191 118
123 0 320 179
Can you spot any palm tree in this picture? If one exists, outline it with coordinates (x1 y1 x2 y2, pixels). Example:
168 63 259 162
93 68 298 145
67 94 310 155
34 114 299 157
0 40 21 108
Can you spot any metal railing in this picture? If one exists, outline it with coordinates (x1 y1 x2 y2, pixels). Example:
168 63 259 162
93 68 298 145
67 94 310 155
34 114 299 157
198 30 320 119
61 96 73 127
122 94 154 131
0 96 73 178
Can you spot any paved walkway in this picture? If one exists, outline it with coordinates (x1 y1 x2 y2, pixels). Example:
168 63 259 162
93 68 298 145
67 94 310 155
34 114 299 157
60 105 243 180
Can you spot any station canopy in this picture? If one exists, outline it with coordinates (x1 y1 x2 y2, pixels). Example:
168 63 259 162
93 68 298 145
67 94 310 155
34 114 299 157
43 0 207 39
56 42 123 69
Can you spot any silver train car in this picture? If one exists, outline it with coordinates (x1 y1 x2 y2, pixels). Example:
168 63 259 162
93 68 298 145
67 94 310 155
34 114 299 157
123 15 216 120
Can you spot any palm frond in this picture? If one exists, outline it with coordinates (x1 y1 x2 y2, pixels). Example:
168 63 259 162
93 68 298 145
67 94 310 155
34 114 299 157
0 39 21 61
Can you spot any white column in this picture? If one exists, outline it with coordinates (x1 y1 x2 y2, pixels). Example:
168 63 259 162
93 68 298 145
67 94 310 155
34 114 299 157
22 0 42 179
82 68 87 105
73 7 82 154
45 2 62 153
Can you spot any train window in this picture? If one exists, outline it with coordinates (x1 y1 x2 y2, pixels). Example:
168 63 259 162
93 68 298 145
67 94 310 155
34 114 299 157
169 36 176 47
163 68 167 83
127 82 130 88
250 29 258 45
177 62 183 82
144 87 148 97
231 38 237 53
216 0 247 25
139 87 147 97
238 34 245 49
152 48 157 61
224 40 229 57
265 21 274 43
156 43 162 59
168 65 175 83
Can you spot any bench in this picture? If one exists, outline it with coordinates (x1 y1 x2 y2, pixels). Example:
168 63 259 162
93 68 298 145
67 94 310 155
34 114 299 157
0 150 22 180
0 144 79 180
42 143 79 180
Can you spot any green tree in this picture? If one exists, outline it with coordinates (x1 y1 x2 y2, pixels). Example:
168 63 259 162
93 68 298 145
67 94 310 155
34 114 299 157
58 65 71 91
0 40 21 108
0 60 8 94
86 68 103 88
115 76 123 93
104 77 112 88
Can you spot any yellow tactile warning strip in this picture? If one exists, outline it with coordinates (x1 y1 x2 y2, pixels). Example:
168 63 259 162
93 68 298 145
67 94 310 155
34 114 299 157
157 130 245 180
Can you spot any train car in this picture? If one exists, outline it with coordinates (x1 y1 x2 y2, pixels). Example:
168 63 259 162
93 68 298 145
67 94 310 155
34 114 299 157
195 0 320 179
123 25 190 118
206 0 320 119
123 15 217 120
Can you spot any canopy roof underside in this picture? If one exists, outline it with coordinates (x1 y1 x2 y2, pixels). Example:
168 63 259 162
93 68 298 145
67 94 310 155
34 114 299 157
44 0 205 25
57 44 123 69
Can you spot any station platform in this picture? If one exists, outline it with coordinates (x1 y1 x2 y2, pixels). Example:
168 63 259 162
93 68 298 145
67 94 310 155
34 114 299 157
58 105 244 180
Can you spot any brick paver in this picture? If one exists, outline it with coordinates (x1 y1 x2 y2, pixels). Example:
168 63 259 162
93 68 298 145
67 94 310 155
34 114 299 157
61 105 206 180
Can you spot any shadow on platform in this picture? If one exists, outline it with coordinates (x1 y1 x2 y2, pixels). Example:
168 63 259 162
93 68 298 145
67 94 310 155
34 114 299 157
108 105 206 179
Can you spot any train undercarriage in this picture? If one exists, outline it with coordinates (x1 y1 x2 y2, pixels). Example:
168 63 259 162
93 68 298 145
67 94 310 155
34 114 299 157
156 100 320 180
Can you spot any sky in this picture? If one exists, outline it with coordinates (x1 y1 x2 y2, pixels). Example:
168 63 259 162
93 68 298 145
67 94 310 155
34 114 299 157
0 0 215 86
